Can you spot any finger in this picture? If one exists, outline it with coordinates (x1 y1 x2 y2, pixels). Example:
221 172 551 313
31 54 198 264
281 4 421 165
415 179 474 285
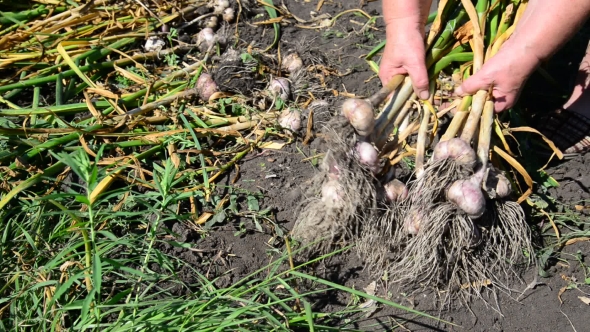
491 91 516 113
379 66 407 86
405 64 430 100
493 98 509 113
455 74 492 97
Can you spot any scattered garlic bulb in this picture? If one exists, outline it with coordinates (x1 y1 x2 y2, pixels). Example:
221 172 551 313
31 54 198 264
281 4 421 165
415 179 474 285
204 16 218 29
144 36 166 52
222 7 235 22
196 73 218 101
213 0 230 14
197 28 216 49
268 78 291 101
281 53 303 73
278 108 302 132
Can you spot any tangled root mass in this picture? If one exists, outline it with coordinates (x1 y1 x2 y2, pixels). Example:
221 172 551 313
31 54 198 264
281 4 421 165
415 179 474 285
355 157 534 308
290 117 379 254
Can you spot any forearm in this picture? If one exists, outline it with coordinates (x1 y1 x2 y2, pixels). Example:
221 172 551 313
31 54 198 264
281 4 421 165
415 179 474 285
509 0 590 63
382 0 433 31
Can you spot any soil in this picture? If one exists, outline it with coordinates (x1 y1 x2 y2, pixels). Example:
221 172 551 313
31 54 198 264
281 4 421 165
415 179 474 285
163 1 590 330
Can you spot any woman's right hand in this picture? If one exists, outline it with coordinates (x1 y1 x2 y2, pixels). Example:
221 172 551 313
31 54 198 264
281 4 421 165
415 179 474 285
379 0 433 101
379 24 431 101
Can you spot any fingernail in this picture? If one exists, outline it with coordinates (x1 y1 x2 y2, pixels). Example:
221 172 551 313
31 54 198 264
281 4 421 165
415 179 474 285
419 91 429 100
454 87 463 96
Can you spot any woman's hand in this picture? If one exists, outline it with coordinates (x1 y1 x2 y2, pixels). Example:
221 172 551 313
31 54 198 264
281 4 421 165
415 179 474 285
379 26 431 100
455 0 590 112
454 41 541 112
379 0 433 100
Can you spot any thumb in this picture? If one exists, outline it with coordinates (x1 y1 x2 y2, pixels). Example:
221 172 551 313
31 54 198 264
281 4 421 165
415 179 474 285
406 65 430 100
455 74 491 96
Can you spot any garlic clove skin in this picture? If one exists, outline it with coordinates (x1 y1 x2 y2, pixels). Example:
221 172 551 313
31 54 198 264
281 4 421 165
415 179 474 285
341 99 375 137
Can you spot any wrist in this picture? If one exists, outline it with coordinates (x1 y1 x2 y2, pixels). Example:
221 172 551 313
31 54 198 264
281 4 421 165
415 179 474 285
383 1 429 31
385 17 425 42
493 39 541 81
502 38 543 73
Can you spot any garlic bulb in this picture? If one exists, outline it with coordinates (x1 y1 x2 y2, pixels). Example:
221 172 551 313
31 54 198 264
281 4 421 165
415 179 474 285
144 36 166 52
341 98 375 137
204 16 218 29
354 141 379 174
281 53 303 73
268 78 291 101
321 179 345 209
432 138 477 168
197 28 216 49
321 152 341 181
484 167 512 199
213 0 230 14
278 108 301 132
447 176 486 218
196 73 218 101
405 210 422 235
383 179 409 202
222 7 235 22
